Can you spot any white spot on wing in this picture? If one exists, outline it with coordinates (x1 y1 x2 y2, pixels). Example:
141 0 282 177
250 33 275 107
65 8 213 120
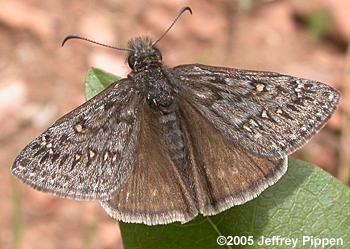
256 84 265 92
75 154 81 161
243 124 252 132
89 149 96 159
261 110 269 118
74 123 83 133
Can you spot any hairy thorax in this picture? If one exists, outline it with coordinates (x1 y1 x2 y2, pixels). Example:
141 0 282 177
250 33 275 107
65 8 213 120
132 65 176 113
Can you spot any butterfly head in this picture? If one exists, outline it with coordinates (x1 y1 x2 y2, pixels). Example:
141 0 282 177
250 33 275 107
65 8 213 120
127 37 162 71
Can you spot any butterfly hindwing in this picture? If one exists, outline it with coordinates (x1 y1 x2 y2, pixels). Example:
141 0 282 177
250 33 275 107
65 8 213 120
173 64 340 159
101 103 198 225
12 79 140 201
178 99 287 215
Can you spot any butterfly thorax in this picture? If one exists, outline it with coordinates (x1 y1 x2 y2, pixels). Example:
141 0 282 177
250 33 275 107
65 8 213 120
128 37 176 114
132 67 176 113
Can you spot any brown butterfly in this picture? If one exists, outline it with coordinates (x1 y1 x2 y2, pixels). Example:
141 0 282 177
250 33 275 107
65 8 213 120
12 7 340 225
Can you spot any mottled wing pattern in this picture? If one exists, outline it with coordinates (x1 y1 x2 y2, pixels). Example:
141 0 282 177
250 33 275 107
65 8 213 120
179 99 287 215
173 64 340 159
12 79 140 201
101 104 198 225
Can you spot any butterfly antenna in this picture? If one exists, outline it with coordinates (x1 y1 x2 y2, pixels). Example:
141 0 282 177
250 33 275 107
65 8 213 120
61 35 134 52
152 6 192 47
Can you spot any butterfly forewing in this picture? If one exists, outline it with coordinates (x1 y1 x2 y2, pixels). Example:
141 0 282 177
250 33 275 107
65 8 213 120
173 64 340 159
12 79 141 201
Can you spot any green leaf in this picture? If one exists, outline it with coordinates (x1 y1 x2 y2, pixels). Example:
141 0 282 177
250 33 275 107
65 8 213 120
85 68 350 249
307 10 330 42
237 0 252 12
84 67 121 100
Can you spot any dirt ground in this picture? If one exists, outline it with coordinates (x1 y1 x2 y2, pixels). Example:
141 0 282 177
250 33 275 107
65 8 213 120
0 0 349 249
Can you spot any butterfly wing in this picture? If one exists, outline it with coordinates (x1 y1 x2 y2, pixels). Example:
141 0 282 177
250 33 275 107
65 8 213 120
178 99 287 215
101 98 287 224
101 103 198 225
12 79 141 201
172 64 340 159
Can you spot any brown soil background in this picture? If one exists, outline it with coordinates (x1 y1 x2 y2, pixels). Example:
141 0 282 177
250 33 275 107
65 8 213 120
1 0 349 248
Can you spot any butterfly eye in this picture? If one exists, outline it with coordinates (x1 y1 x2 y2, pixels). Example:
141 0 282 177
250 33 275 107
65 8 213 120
128 55 136 69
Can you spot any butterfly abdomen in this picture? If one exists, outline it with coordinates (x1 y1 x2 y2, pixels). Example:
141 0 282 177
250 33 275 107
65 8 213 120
159 112 186 163
158 109 198 206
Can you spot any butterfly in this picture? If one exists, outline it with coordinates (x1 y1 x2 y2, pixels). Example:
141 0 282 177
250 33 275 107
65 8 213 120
12 6 340 225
